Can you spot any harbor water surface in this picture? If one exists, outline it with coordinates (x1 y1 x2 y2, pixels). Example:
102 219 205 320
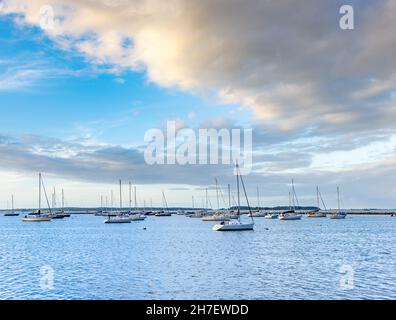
0 214 395 299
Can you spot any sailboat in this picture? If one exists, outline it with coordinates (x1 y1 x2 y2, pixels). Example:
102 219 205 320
48 187 66 219
58 189 70 217
155 191 172 216
104 180 131 224
213 163 254 231
278 180 302 220
22 173 51 222
307 186 327 218
202 180 230 221
127 183 146 221
223 184 239 219
264 212 278 219
251 186 267 217
4 195 19 216
330 187 347 219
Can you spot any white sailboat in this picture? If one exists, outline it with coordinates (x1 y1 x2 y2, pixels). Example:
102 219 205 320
223 184 239 219
264 212 279 219
307 186 327 218
279 181 302 220
48 187 66 219
252 186 268 217
213 164 254 231
4 195 19 216
59 189 71 217
202 179 230 221
127 183 146 221
22 173 51 222
104 180 131 224
330 187 347 219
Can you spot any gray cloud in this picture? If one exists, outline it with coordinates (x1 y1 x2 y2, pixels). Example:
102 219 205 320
1 132 396 207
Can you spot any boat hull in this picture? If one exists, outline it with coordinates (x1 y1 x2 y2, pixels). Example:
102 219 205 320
330 215 346 219
213 222 254 231
202 216 230 221
307 213 327 218
251 213 267 217
49 214 65 219
22 216 51 222
128 216 146 221
264 214 278 219
279 214 302 220
104 219 131 224
4 213 19 217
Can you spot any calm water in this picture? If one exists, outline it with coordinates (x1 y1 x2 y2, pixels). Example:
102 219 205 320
0 214 395 300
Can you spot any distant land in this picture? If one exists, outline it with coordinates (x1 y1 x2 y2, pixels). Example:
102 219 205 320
1 207 395 215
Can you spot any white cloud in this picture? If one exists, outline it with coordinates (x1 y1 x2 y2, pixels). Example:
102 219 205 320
1 0 396 134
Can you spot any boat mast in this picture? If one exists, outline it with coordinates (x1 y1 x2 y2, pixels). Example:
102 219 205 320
257 186 260 210
205 188 208 211
134 186 137 210
291 179 297 210
192 195 195 209
337 186 340 211
39 173 42 213
288 191 291 210
316 186 320 210
11 195 14 211
119 180 122 211
228 184 231 210
129 181 132 211
215 178 219 210
62 189 65 211
238 164 254 222
236 163 240 218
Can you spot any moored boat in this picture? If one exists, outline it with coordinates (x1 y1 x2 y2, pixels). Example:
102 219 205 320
307 186 327 218
4 195 19 216
264 212 279 219
22 173 51 222
278 210 302 220
330 187 347 219
213 164 255 231
251 211 267 217
278 180 302 221
202 213 230 221
104 180 132 224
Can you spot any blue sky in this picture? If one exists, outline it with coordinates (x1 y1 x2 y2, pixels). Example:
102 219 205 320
0 16 239 144
1 0 396 209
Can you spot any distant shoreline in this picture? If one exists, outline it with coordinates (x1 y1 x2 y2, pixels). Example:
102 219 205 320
1 208 395 215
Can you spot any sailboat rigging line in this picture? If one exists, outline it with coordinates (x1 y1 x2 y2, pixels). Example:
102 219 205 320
318 188 327 210
41 176 52 214
237 165 254 221
162 190 169 212
207 195 213 210
215 178 220 209
292 180 300 208
216 182 228 208
236 164 241 217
